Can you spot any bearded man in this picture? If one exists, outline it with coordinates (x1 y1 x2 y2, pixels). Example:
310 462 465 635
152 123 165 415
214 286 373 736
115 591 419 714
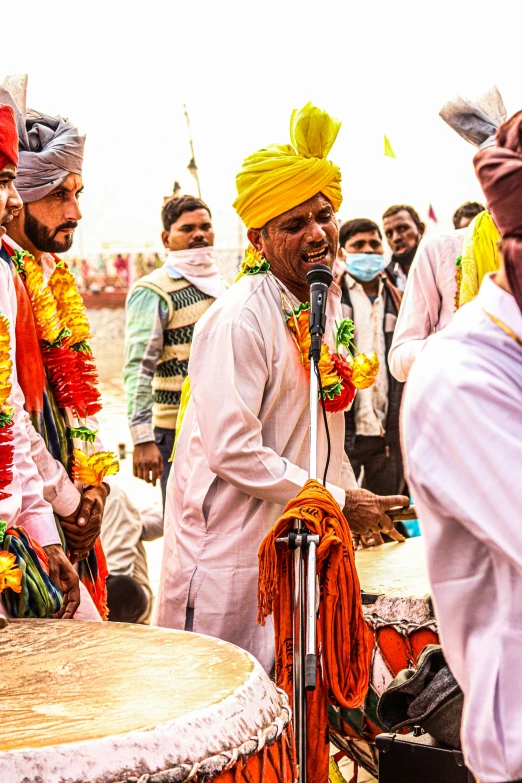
154 103 408 672
0 75 112 620
0 102 80 618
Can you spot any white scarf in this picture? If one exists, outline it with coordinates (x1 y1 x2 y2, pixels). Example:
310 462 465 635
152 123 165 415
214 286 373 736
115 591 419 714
164 247 226 299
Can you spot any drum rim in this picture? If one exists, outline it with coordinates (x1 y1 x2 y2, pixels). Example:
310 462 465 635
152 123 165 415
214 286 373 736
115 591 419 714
0 625 290 783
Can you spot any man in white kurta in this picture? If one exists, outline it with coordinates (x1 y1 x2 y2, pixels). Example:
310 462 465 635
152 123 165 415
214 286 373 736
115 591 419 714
402 274 522 782
155 103 408 672
402 115 522 782
388 230 464 381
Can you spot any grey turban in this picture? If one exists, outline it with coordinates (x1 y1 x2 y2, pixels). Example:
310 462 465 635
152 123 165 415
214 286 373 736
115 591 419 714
0 74 85 203
439 85 507 150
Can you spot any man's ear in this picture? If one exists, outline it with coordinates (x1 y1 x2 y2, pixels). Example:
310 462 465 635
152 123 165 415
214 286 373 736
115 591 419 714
337 246 347 260
419 222 426 239
247 227 263 253
161 230 170 249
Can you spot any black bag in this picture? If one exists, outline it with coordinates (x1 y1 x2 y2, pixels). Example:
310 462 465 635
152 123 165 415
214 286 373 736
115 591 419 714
377 644 463 750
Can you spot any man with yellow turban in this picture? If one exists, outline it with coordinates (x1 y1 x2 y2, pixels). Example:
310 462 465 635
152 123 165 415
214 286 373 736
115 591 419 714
154 103 408 672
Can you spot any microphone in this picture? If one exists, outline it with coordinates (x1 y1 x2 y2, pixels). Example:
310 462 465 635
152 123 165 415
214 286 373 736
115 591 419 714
306 264 333 363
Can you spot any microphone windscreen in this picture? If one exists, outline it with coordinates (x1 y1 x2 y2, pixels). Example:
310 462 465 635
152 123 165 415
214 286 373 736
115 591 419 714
306 264 333 288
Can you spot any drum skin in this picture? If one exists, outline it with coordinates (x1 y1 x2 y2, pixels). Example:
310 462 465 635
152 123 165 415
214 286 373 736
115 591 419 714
0 620 296 783
329 539 439 778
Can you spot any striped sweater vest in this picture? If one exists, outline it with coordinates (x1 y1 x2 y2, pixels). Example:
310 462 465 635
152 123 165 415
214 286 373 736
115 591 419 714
130 266 215 430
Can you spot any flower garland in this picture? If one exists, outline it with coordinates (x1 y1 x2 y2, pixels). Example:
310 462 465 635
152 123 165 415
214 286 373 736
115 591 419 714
0 542 22 594
240 245 380 413
0 314 15 501
13 250 118 486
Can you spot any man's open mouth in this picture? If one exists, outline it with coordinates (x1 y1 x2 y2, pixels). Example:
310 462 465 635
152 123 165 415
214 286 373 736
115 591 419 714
302 246 329 264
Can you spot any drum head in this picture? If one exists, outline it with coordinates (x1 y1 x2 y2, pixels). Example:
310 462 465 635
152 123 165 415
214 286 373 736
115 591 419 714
0 620 289 783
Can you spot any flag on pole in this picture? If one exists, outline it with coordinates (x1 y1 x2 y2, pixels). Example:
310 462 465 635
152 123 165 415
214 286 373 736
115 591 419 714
384 135 396 158
428 204 438 222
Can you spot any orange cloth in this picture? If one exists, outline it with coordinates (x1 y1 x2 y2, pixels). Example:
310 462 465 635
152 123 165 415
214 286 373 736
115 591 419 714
258 479 372 783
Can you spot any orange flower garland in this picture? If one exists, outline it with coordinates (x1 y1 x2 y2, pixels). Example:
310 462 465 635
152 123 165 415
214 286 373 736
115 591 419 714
13 250 118 485
0 314 14 501
286 303 379 412
236 248 380 412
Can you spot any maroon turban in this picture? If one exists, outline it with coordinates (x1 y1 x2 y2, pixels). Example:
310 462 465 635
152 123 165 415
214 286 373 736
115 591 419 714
474 110 522 312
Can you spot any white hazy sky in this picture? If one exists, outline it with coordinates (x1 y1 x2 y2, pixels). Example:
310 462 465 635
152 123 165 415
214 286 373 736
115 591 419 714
3 0 522 253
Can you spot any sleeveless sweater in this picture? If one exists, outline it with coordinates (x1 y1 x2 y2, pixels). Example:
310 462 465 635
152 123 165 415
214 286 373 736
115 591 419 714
130 266 215 430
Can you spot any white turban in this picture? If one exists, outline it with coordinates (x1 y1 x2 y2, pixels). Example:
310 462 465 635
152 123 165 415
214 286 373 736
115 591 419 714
0 74 85 203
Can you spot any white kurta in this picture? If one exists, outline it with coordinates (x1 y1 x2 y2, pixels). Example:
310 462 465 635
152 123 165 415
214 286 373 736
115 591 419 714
389 231 465 382
0 262 60 545
345 274 388 436
402 274 522 782
155 273 357 672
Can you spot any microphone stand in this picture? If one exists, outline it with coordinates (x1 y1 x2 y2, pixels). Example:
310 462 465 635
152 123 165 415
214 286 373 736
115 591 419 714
278 265 331 782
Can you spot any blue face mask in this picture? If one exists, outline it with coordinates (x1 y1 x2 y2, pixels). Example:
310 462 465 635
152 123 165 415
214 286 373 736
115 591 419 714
345 253 386 282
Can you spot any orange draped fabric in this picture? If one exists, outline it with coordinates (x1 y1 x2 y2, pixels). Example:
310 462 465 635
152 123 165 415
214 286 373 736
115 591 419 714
258 479 372 783
12 268 46 419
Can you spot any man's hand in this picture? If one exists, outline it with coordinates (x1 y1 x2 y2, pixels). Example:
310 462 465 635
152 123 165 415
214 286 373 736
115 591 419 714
60 484 109 563
344 489 409 541
133 441 163 486
43 544 81 619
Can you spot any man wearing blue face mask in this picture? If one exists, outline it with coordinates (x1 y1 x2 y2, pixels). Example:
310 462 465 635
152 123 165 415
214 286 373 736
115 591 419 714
338 218 407 509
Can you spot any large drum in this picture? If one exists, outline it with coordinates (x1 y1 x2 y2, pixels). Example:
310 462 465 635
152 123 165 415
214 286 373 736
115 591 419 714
329 538 439 778
0 620 296 783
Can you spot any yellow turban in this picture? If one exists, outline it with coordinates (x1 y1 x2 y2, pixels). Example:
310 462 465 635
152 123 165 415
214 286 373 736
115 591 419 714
457 211 501 308
233 102 343 229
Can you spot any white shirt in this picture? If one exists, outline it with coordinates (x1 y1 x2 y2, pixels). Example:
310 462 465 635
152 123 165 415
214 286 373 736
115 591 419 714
345 274 388 436
0 263 60 545
389 231 465 381
154 273 357 673
402 274 522 783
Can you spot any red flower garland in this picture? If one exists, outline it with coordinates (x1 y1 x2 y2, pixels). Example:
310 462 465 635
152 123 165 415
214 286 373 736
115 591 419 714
43 344 102 419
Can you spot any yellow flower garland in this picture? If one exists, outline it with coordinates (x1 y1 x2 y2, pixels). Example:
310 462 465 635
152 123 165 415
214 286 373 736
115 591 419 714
48 264 92 346
19 255 66 345
0 314 13 410
72 449 119 487
0 550 22 593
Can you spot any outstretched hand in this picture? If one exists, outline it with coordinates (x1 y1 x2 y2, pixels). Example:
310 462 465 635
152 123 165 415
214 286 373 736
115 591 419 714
343 488 409 542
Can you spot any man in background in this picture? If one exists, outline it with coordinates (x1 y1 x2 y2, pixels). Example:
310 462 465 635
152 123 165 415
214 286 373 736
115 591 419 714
101 482 162 623
124 195 225 506
382 204 425 290
337 219 406 505
452 200 485 229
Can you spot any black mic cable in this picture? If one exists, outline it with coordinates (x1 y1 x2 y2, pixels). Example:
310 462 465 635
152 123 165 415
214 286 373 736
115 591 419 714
306 264 333 487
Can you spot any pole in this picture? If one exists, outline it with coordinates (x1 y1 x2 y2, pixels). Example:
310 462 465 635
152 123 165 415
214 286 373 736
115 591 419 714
183 104 202 199
309 365 319 482
294 357 321 782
